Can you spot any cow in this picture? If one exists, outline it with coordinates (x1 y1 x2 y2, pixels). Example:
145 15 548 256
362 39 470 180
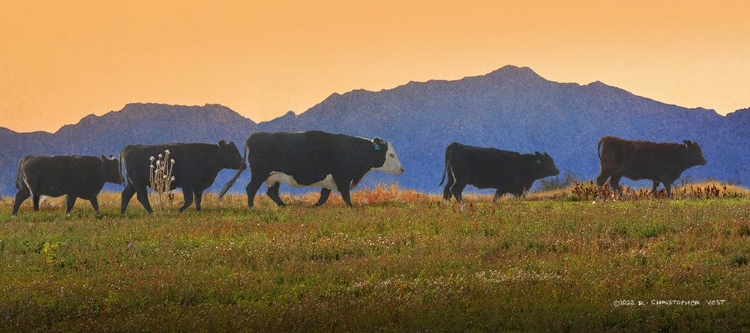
596 136 707 197
219 131 405 208
12 155 122 216
120 140 244 214
440 142 560 203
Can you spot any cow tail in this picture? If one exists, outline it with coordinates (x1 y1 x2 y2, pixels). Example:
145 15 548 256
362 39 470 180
218 141 248 202
118 148 126 188
439 143 452 186
14 157 24 190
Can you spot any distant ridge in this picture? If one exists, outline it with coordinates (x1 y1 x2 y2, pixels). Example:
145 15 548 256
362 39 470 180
0 66 748 196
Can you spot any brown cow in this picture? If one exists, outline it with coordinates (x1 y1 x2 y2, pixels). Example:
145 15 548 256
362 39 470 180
596 136 707 197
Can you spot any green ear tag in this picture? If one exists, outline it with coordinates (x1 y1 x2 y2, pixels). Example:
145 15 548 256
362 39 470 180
375 143 381 151
536 159 541 165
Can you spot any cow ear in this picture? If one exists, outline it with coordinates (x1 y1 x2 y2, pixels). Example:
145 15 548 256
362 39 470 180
684 140 692 147
101 155 107 162
373 138 383 151
219 140 227 147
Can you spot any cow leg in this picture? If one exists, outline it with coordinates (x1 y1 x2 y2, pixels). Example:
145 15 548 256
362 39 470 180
32 195 41 211
90 196 101 216
493 190 504 203
609 175 624 197
451 183 467 203
194 190 203 211
12 188 30 216
65 195 77 215
335 179 353 207
595 172 610 187
179 185 194 213
121 183 137 214
135 186 154 214
443 174 454 201
443 183 454 201
245 174 267 209
664 183 673 198
315 188 332 207
651 181 660 196
266 182 286 207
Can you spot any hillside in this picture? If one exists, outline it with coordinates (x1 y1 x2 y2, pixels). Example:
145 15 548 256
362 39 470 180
1 65 748 196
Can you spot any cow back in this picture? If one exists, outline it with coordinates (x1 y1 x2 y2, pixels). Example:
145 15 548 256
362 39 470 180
598 136 707 183
18 155 117 199
247 131 387 177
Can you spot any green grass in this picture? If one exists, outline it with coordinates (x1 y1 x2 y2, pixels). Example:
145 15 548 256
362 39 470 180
1 190 750 332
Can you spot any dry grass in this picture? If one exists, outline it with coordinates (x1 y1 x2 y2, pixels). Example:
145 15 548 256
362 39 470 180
569 180 748 202
3 180 747 215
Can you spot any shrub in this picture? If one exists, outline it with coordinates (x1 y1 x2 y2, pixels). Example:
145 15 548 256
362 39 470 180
538 172 579 192
149 150 175 211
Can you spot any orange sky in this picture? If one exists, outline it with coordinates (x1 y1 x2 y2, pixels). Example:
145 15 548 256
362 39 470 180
1 0 749 133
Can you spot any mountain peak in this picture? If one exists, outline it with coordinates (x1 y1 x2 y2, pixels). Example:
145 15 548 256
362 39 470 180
486 65 544 81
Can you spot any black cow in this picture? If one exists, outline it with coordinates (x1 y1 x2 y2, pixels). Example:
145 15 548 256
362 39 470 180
440 142 560 203
12 155 122 216
219 131 404 208
596 136 707 197
120 140 244 213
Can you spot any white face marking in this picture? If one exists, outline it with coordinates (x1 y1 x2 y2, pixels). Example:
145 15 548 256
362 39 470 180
265 172 338 190
373 143 404 175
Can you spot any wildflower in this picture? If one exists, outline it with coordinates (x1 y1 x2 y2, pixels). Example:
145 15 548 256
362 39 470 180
150 156 155 161
158 154 163 158
165 150 170 154
170 159 175 164
156 160 161 166
171 176 175 181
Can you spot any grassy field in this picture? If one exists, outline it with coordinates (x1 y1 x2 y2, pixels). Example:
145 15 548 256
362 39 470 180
1 183 749 332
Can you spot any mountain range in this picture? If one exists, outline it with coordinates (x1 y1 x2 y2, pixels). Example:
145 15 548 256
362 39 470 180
1 65 748 197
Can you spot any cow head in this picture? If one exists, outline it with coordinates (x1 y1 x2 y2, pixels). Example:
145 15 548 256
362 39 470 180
101 154 123 185
218 140 245 170
683 140 707 166
534 151 560 178
372 137 405 175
